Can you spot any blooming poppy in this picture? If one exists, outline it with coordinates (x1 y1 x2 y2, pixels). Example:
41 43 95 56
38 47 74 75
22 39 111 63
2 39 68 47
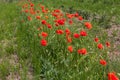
78 16 83 21
97 43 103 49
69 20 73 25
56 30 64 35
66 14 74 19
73 33 80 38
54 9 61 13
41 20 47 25
78 48 87 55
65 28 71 35
30 8 36 15
100 59 107 66
84 22 92 29
68 46 73 53
56 19 65 25
106 41 110 47
41 32 48 38
24 9 29 13
47 24 52 29
40 5 45 10
42 9 47 13
40 39 47 46
74 12 79 17
108 72 119 80
55 23 59 26
80 30 87 36
30 3 34 7
94 38 99 42
30 11 36 15
36 16 41 19
52 13 58 18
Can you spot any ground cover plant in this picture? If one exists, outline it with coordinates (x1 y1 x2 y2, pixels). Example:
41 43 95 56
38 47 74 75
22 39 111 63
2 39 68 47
16 0 119 80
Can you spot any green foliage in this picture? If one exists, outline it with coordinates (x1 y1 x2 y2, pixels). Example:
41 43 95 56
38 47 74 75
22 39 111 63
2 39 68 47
0 61 10 80
39 0 120 28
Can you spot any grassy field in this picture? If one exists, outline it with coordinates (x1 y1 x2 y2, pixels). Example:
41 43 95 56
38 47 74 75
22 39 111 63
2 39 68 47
0 0 120 80
39 0 120 27
0 2 19 80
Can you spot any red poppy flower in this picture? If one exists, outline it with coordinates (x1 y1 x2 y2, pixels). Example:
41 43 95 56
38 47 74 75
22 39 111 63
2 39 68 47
68 46 73 53
40 5 45 10
30 3 34 7
94 38 99 42
108 72 119 80
41 20 47 25
40 39 47 46
55 23 59 26
54 9 61 13
52 13 57 17
100 59 107 66
106 41 110 47
74 12 79 17
65 28 71 35
84 22 92 29
67 14 74 19
56 30 64 35
78 48 87 55
24 9 29 13
42 9 47 13
30 8 36 15
56 19 65 25
47 24 52 29
80 30 87 36
97 43 103 49
78 16 83 21
73 33 80 38
41 32 48 38
30 10 36 15
36 16 41 19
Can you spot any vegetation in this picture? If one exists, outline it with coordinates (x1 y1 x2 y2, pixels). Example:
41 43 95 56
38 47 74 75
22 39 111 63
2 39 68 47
0 0 120 80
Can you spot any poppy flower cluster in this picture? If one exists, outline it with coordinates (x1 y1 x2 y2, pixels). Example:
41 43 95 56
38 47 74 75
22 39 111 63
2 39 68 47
20 1 119 80
77 48 87 55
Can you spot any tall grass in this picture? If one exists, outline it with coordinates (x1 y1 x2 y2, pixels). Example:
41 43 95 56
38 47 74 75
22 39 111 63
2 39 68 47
0 2 19 80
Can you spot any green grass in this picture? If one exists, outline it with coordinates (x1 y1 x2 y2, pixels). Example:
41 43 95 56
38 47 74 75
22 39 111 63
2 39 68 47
38 0 120 28
0 2 20 80
0 2 17 55
39 0 120 15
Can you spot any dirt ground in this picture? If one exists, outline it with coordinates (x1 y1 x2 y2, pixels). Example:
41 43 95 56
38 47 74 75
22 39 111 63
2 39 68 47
106 24 120 59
